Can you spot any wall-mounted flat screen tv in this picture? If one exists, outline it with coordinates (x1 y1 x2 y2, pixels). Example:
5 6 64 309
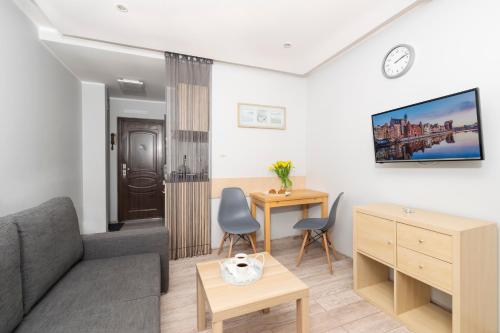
371 88 484 163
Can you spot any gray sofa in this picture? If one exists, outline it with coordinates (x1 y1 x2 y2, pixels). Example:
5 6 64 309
0 197 169 333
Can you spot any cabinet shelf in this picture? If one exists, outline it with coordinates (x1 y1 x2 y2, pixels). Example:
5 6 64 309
399 303 452 333
357 280 394 314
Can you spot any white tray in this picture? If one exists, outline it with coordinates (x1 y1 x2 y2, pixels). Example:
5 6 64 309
219 257 264 286
265 191 291 196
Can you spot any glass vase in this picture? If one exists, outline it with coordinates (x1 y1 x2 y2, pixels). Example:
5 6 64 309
280 177 292 192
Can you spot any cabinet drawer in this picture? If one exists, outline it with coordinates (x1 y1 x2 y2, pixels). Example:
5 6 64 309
356 213 395 265
397 224 452 262
397 246 452 292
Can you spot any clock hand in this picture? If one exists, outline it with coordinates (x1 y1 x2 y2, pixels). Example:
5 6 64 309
395 54 409 64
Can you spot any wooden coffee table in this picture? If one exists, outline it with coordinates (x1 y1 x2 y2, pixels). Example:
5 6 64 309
196 253 310 333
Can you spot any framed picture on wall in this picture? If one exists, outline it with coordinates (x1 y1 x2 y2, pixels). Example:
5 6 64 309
237 103 286 130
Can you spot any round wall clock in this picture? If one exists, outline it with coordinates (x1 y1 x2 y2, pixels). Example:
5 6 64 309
382 44 415 79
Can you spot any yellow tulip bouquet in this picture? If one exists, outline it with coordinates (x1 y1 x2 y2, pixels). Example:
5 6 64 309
269 160 293 191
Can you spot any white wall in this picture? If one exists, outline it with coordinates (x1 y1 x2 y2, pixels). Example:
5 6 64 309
307 0 500 310
81 82 107 233
307 0 500 259
108 97 166 222
211 62 308 248
0 0 83 221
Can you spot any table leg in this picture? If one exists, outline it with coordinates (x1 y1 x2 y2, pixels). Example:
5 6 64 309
196 273 206 331
264 204 271 253
302 204 309 253
212 321 223 333
302 204 309 219
250 201 257 248
251 201 257 217
321 198 329 218
296 296 310 333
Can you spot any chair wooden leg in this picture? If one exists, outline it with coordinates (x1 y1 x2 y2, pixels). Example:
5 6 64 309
217 232 227 255
227 234 234 258
304 231 310 253
331 243 339 260
327 234 339 260
248 234 257 254
321 234 327 251
296 231 309 267
322 233 333 274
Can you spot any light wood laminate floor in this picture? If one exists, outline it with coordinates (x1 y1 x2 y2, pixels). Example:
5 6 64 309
161 236 412 333
120 218 164 230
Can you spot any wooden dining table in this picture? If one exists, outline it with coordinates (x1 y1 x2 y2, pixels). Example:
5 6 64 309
249 189 329 253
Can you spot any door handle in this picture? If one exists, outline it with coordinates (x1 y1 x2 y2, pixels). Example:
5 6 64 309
122 163 127 177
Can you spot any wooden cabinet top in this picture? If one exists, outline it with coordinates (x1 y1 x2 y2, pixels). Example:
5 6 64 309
354 203 495 234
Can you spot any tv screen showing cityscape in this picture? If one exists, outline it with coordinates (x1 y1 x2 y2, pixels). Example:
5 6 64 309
372 88 484 163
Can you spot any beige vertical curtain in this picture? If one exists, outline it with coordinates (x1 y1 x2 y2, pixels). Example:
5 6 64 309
164 52 212 260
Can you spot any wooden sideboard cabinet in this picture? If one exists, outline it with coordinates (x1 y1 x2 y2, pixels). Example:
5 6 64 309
353 204 497 333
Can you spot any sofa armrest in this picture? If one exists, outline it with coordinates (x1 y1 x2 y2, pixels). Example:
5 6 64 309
82 227 169 293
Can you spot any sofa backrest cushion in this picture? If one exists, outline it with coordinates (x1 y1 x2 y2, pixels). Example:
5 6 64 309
0 221 23 333
11 197 83 313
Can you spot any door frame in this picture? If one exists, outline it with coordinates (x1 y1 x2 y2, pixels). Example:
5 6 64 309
117 117 165 222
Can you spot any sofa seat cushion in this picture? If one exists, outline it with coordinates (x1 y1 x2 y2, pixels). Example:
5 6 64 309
11 197 83 313
15 296 160 333
15 253 161 333
0 222 23 333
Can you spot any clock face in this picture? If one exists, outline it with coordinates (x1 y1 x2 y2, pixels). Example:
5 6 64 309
383 45 414 78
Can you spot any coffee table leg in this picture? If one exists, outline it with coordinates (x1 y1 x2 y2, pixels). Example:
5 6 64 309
296 297 309 333
197 274 206 331
212 321 223 333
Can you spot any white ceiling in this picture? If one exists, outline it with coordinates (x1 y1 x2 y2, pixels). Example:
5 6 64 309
40 30 166 101
33 0 422 75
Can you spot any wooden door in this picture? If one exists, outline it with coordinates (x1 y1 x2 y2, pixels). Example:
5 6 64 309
118 118 165 221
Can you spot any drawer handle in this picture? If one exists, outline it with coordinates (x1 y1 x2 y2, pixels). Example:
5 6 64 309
418 239 424 244
386 240 392 245
418 264 424 269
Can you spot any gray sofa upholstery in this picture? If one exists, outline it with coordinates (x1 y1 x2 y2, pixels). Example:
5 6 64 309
0 197 169 333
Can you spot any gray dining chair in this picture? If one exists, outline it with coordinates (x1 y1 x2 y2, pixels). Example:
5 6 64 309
293 192 344 274
217 187 260 257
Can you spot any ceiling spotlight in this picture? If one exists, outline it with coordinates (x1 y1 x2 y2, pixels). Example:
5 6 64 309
283 42 293 49
116 4 128 12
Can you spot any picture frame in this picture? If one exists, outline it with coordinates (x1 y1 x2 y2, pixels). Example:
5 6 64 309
237 103 286 130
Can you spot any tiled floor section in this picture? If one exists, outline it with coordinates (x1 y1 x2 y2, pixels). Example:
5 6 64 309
161 236 412 333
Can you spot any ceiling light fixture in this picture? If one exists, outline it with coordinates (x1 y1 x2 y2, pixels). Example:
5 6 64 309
283 42 293 49
116 4 128 13
117 78 143 86
117 78 146 96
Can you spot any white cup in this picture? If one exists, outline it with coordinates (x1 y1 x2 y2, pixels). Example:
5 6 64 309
235 261 249 276
234 253 248 265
